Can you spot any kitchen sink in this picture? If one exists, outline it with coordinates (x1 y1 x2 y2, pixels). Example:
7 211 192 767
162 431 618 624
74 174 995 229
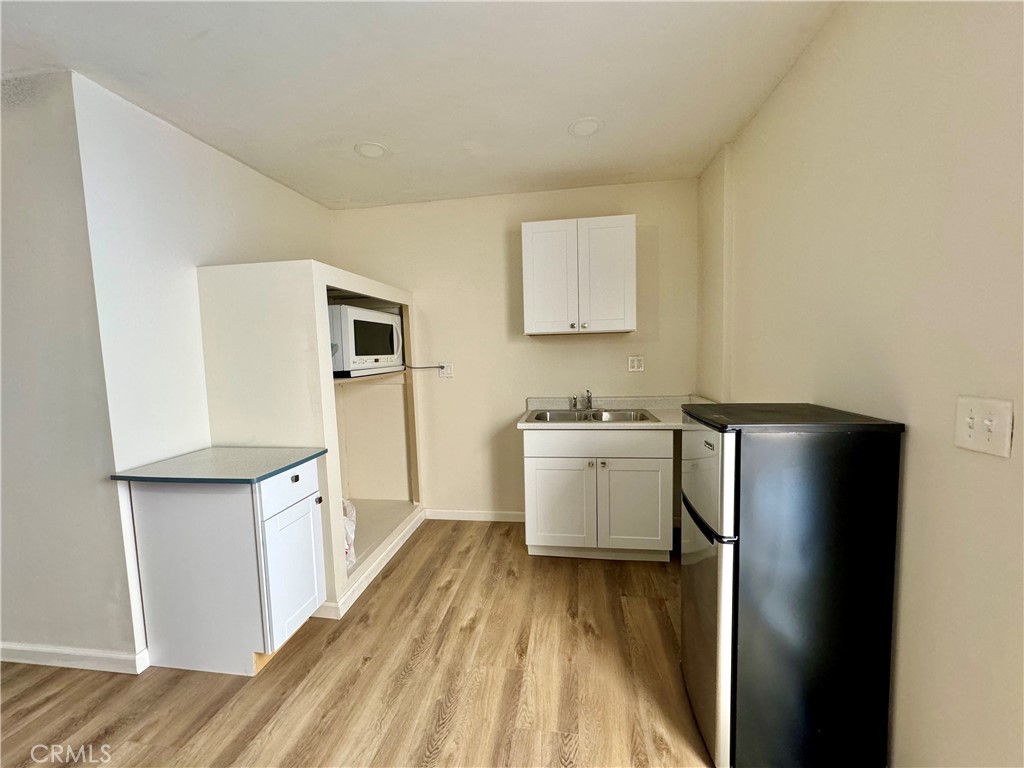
531 410 590 422
591 409 657 422
530 409 659 423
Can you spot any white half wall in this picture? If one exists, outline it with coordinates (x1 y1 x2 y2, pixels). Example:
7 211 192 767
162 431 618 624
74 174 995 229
70 73 332 472
702 4 1023 765
329 180 699 513
1 72 138 655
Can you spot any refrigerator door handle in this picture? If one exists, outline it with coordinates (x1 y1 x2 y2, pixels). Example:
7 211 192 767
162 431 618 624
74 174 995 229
682 490 737 545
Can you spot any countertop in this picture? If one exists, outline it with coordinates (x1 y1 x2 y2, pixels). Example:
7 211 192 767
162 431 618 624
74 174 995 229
111 446 328 484
516 395 712 431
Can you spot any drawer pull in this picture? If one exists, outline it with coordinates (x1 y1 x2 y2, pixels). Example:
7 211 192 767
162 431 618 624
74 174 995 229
600 461 607 468
291 474 300 483
315 496 323 505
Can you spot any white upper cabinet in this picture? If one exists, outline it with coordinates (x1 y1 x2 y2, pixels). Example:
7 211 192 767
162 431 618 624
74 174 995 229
522 214 636 335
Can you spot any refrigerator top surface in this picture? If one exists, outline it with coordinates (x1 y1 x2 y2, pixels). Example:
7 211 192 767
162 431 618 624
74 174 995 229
683 403 905 433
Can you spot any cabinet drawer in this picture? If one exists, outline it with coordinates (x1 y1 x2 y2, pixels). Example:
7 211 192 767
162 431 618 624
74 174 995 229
258 459 319 519
524 429 671 459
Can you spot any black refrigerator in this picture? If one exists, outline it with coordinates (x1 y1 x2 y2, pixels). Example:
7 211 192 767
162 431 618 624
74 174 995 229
679 403 904 768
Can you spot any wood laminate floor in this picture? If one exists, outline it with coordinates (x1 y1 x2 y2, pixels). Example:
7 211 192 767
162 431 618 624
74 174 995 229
1 521 711 768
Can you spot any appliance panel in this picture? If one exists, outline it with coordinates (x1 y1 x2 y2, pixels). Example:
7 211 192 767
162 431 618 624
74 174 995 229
680 530 734 768
732 430 900 767
680 428 736 539
680 428 738 768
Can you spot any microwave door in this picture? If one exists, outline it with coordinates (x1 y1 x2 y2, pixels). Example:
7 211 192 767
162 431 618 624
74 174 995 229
353 318 397 357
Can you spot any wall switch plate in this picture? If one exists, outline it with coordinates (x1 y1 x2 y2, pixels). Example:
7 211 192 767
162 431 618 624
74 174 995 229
627 355 644 372
955 396 1013 457
439 362 454 379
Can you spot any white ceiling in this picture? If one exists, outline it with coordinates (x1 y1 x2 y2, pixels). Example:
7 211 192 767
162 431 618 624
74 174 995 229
2 2 835 210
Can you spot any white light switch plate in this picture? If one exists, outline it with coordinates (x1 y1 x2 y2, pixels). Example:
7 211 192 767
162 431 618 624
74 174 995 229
955 396 1013 457
627 355 644 372
439 363 454 378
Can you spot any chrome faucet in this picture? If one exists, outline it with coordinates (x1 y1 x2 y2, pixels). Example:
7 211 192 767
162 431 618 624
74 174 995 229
571 394 579 410
585 389 593 410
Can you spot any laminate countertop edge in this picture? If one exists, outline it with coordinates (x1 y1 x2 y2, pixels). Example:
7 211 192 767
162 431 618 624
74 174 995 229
111 446 328 484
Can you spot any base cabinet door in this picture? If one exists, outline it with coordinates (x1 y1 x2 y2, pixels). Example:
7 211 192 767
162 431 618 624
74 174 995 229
524 457 597 547
597 458 673 550
262 494 326 652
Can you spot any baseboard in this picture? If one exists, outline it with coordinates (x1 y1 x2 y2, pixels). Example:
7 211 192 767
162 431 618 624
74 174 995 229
1 642 150 674
527 545 669 562
312 601 342 620
424 509 525 523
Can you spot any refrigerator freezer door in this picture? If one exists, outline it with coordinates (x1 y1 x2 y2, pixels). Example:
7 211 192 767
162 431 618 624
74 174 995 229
680 429 736 538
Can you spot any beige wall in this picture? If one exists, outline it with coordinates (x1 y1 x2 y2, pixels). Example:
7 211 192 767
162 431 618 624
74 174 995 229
2 73 333 662
704 3 1022 765
330 181 698 512
696 145 732 403
1 72 138 656
335 378 411 501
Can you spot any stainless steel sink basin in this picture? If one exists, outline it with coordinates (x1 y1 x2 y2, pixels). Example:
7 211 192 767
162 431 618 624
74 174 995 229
530 408 659 423
531 410 590 422
591 409 657 422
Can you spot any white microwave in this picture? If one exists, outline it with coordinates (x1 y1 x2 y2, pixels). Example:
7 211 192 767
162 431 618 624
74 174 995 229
328 305 404 378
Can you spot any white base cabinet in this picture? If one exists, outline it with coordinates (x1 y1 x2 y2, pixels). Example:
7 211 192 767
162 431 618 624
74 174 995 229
523 431 673 560
130 457 326 676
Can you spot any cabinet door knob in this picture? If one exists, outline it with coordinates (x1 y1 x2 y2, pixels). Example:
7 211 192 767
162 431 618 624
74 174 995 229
600 461 607 468
315 496 323 505
582 322 589 329
570 322 577 329
587 461 595 468
291 474 300 483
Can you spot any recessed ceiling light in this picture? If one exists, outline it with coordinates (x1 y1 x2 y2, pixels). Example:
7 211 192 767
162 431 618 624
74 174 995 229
568 117 604 138
354 141 388 159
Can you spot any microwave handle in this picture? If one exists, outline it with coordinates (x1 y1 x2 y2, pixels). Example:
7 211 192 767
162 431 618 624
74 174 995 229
393 317 403 361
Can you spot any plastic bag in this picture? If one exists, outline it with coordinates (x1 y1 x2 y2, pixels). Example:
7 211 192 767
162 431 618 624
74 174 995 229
342 498 357 566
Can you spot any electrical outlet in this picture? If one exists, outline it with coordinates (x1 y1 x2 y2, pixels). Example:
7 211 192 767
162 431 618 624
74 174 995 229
439 362 454 379
627 355 644 372
955 396 1013 457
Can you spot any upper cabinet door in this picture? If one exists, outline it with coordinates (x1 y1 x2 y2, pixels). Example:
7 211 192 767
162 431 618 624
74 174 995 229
578 215 636 333
522 219 579 334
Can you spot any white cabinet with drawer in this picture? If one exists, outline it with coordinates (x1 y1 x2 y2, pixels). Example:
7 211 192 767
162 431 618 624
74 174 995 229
115 447 327 676
523 430 672 561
